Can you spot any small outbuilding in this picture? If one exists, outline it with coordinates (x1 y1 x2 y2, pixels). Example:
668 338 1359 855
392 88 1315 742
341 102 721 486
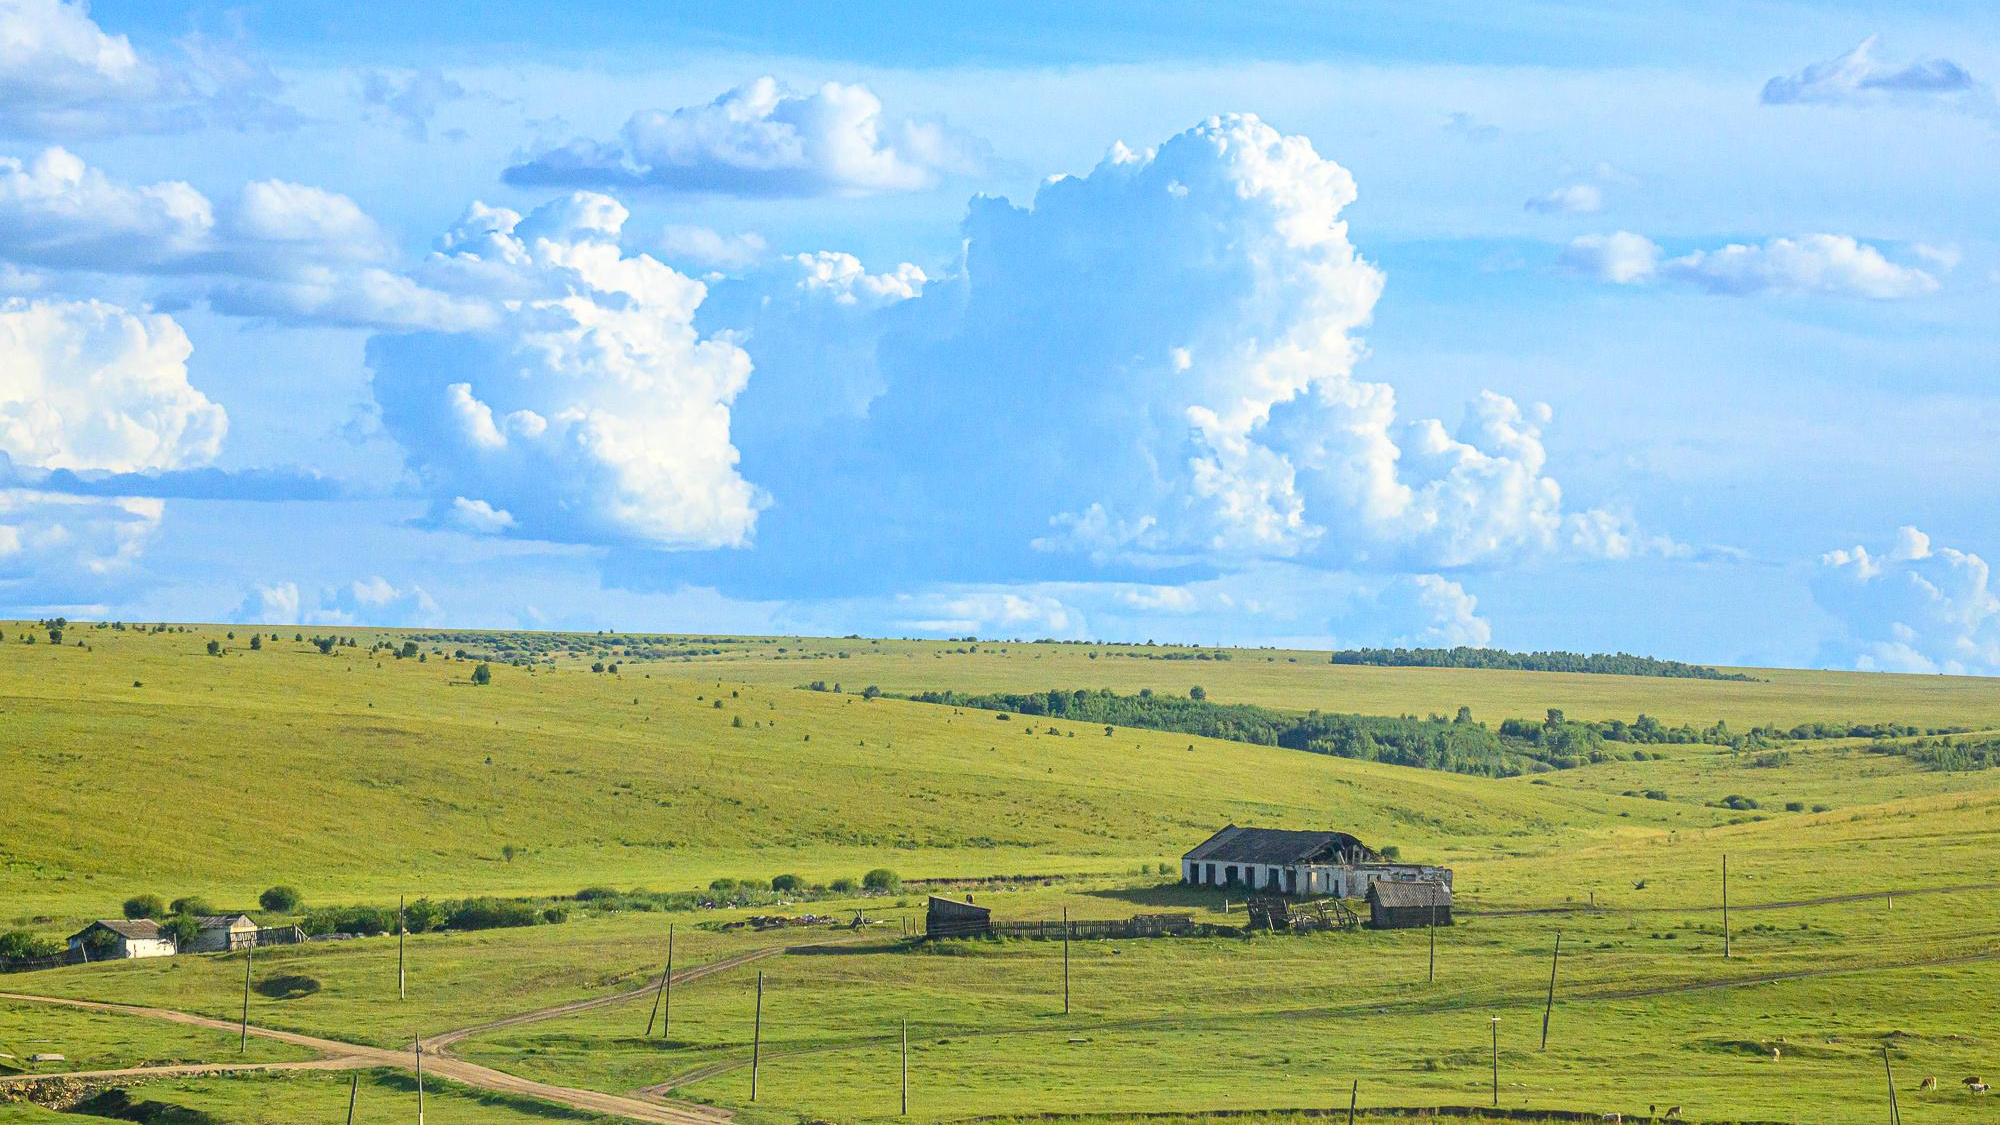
66 919 175 959
925 895 992 939
189 914 259 953
1366 880 1452 930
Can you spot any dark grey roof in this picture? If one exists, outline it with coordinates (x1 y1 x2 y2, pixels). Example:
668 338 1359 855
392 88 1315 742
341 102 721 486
76 919 162 941
1184 825 1377 865
196 915 255 928
1368 880 1451 908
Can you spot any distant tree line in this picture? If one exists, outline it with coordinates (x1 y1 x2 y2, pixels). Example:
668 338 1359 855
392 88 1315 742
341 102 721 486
902 687 1948 779
1327 646 1759 681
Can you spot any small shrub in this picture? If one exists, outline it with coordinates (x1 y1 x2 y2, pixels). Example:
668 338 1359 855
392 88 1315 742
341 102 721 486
471 662 492 686
444 897 540 930
1784 800 1806 812
0 930 60 960
259 886 303 913
160 915 201 949
863 868 900 892
403 898 445 934
771 874 803 893
123 894 166 921
829 877 858 893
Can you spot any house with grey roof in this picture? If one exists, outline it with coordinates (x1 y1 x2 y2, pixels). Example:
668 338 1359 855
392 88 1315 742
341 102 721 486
1181 824 1453 898
65 919 176 960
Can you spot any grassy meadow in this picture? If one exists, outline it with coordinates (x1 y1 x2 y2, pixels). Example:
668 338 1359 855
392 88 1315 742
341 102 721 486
5 622 2000 1125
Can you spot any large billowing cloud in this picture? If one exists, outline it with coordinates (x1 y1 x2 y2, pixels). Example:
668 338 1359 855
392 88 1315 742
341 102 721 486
0 297 224 472
0 297 224 604
0 146 487 329
504 77 983 197
729 114 1647 581
0 0 293 137
1564 231 1937 298
1763 37 1992 114
1816 527 2000 675
367 192 764 549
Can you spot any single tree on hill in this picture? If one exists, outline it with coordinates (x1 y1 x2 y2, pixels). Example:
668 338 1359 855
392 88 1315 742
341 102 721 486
123 894 166 921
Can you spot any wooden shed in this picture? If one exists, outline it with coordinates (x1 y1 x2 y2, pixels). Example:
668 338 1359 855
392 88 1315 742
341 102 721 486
925 895 992 939
189 914 259 953
1366 880 1452 929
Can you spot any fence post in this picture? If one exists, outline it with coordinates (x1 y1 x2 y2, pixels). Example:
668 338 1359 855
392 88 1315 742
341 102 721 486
345 1071 358 1125
1062 907 1071 1015
1722 854 1731 959
398 895 407 1001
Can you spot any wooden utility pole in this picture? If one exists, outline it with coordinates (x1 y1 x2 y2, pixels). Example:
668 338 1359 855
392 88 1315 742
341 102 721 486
1490 1016 1501 1107
645 924 674 1038
414 1038 425 1125
239 944 253 1052
1722 855 1731 959
750 971 763 1102
1347 1079 1357 1125
900 1018 909 1116
1540 931 1562 1050
345 1071 358 1125
1883 1046 1901 1125
398 896 407 1000
1062 907 1071 1015
1428 884 1438 983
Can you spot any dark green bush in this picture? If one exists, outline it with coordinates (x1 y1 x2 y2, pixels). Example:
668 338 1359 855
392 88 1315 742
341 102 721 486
123 894 166 920
259 886 303 913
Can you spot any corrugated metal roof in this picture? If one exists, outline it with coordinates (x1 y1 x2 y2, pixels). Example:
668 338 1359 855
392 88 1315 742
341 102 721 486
196 915 256 928
1183 825 1376 865
1368 880 1451 908
78 918 163 941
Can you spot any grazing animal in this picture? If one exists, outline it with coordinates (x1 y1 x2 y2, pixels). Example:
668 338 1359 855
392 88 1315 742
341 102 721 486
1966 1077 1985 1088
1665 1108 1681 1120
1771 1046 1782 1060
1972 1083 1991 1095
1920 1077 1937 1091
1601 1115 1621 1123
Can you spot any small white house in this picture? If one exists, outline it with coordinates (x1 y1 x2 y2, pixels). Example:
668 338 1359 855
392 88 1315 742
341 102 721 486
66 919 175 960
188 914 259 953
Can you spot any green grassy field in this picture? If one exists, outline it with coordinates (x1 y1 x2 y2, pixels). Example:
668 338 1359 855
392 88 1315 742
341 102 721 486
4 623 2000 1125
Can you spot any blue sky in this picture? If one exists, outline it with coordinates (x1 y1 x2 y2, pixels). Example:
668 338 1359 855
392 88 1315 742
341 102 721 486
2 0 1997 672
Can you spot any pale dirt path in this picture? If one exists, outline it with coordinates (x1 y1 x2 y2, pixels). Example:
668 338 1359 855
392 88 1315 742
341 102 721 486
0 989 731 1124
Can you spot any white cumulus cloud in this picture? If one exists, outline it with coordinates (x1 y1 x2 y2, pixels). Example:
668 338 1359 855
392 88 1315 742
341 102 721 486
0 0 294 136
1816 527 2000 675
0 297 225 473
1763 36 1992 114
1524 183 1602 214
503 77 983 197
658 225 768 270
368 192 765 549
0 146 483 329
234 576 445 627
1565 231 1937 298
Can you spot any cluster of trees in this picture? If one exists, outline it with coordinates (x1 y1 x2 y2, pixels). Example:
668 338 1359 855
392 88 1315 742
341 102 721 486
1870 737 2000 772
302 896 565 937
1328 646 1758 681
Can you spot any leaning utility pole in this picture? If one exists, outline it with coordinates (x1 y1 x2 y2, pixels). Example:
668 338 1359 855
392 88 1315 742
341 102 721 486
239 943 254 1052
645 924 674 1038
900 1018 909 1116
1490 1016 1501 1107
1540 931 1562 1050
414 1038 425 1125
398 895 407 1000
